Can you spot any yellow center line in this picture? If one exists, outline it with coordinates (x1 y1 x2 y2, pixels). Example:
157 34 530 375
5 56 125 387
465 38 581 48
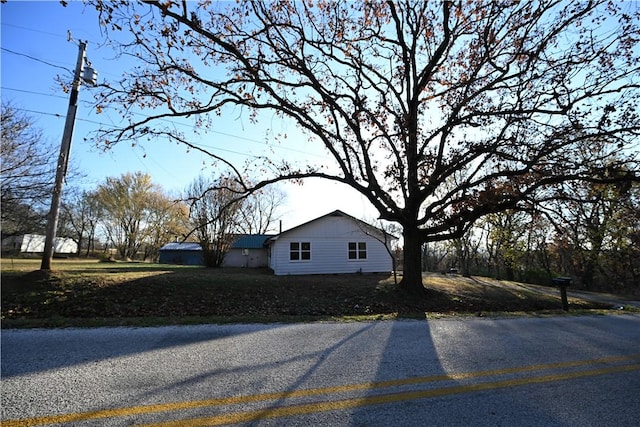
3 353 639 427
140 363 640 427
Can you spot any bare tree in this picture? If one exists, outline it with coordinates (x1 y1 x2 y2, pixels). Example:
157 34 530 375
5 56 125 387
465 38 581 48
1 104 56 236
90 1 639 293
60 189 103 256
185 174 243 267
236 184 286 235
452 227 485 278
422 240 450 273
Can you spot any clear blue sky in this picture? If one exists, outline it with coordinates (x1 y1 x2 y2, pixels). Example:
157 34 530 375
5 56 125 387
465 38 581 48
1 1 378 229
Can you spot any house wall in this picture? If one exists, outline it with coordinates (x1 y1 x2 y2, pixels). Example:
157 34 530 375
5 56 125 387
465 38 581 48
269 215 393 275
223 248 269 268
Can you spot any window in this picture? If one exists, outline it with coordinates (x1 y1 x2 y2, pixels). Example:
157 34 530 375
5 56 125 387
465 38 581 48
290 242 311 261
348 242 367 260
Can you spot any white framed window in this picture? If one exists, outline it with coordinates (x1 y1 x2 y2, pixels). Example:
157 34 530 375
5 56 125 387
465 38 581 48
290 242 311 261
348 242 367 260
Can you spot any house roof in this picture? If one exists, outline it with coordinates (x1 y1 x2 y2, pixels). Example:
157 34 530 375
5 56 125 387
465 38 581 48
160 235 275 252
159 242 202 251
159 214 391 252
269 210 397 241
230 234 275 249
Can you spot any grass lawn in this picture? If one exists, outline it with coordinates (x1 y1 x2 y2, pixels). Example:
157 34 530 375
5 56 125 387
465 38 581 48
1 258 615 328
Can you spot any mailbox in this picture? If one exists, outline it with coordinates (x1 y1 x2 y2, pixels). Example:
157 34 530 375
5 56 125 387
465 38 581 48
552 277 572 311
552 277 573 287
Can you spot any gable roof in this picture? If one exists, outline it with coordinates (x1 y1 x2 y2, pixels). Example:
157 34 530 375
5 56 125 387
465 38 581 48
269 210 396 241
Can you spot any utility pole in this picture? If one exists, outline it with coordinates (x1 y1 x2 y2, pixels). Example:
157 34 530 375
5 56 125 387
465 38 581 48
41 41 97 270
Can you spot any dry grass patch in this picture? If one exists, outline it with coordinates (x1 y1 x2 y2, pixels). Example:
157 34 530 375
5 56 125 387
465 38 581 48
1 259 613 328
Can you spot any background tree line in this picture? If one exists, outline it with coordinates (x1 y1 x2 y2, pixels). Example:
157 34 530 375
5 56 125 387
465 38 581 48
423 179 639 295
1 104 285 263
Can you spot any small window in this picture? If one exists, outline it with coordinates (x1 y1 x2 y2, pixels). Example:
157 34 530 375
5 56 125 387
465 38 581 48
290 242 311 261
290 242 300 260
348 242 367 260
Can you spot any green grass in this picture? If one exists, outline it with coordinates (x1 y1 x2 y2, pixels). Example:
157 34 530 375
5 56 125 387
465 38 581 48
1 258 619 328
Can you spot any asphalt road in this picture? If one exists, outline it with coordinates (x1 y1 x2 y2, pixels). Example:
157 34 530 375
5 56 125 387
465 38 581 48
2 315 639 426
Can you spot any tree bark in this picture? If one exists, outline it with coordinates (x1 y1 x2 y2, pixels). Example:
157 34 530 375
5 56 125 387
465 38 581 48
399 228 425 294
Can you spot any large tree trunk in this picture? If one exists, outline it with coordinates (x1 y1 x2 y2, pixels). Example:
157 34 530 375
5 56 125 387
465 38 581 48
399 229 425 294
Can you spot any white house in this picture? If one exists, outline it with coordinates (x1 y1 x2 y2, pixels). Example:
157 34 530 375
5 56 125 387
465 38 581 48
1 234 78 255
267 210 396 275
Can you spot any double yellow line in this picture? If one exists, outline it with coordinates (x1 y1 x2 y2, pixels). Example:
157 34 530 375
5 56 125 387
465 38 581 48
5 353 640 427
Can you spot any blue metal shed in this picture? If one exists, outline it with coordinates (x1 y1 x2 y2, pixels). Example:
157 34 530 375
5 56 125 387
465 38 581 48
158 242 204 265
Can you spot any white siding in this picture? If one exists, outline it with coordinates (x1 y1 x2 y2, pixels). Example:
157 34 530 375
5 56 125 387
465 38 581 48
269 215 393 275
1 234 77 254
223 248 269 268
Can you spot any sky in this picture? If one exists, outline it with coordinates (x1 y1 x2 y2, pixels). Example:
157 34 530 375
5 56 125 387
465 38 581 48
0 1 380 231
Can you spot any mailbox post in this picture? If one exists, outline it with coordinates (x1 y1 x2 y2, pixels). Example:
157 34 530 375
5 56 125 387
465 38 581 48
552 277 573 311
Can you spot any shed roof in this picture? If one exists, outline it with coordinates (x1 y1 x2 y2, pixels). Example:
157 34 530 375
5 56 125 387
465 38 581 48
159 242 202 251
159 235 274 252
230 234 275 249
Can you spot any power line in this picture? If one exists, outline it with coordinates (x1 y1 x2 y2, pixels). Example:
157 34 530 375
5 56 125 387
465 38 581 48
1 86 68 100
0 22 67 39
1 22 102 46
2 19 333 161
0 21 334 186
12 107 105 126
1 43 123 84
187 127 329 159
10 107 276 160
2 49 327 159
1 47 73 74
1 25 124 80
9 103 330 160
5 55 332 160
2 49 328 161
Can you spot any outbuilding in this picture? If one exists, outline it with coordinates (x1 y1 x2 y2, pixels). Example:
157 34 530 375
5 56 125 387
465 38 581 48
158 242 204 265
159 236 274 267
223 234 274 268
1 234 77 256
